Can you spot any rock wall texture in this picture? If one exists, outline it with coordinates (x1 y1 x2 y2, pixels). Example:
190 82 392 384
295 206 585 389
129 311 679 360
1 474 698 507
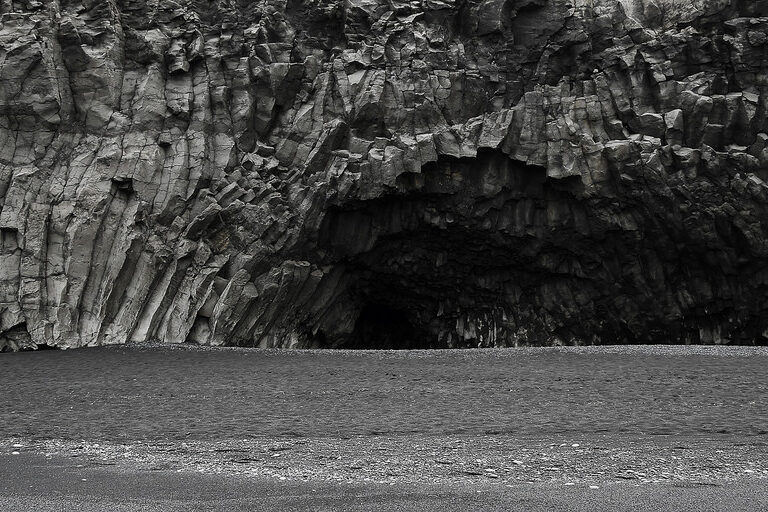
1 0 768 350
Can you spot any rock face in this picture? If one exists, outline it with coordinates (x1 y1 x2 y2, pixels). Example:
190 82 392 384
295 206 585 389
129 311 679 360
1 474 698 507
1 0 768 350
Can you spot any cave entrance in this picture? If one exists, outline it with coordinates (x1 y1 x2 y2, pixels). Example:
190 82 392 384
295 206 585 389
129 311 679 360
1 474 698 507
343 303 425 350
314 149 579 349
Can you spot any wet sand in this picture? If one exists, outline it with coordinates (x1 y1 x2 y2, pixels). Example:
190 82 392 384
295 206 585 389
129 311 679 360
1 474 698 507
2 345 767 509
2 453 768 512
3 345 768 440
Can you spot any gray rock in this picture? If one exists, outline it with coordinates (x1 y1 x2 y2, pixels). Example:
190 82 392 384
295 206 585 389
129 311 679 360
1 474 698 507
1 0 768 350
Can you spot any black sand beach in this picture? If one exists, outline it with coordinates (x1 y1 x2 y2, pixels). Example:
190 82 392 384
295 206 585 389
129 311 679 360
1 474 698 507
3 452 768 512
2 345 767 510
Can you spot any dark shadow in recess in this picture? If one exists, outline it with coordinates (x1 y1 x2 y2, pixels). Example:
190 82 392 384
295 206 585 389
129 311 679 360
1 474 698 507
341 303 426 350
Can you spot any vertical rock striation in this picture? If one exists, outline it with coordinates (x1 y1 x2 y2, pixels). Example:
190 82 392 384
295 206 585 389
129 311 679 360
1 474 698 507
1 0 768 350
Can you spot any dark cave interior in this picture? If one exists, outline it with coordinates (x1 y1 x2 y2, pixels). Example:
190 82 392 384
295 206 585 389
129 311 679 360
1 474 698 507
310 147 768 349
314 149 593 349
339 302 436 350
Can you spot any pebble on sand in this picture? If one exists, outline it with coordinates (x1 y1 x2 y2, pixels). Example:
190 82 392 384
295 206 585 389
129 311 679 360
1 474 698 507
11 452 20 455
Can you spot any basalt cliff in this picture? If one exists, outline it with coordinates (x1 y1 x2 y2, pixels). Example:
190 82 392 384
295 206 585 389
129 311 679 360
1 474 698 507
1 0 768 350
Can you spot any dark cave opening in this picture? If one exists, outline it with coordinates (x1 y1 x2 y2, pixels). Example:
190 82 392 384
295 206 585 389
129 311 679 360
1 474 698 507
309 147 768 348
313 149 585 349
341 303 429 350
34 343 59 351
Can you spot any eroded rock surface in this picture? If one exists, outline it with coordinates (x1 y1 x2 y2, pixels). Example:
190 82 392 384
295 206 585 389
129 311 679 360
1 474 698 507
1 0 768 350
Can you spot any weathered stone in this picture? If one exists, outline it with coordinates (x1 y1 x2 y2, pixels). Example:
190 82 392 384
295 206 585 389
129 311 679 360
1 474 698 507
1 0 768 351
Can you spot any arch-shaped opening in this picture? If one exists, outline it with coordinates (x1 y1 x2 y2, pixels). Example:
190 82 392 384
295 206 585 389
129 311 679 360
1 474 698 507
305 147 768 348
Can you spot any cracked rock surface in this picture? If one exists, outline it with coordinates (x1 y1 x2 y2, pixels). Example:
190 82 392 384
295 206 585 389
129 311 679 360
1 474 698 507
2 0 768 350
